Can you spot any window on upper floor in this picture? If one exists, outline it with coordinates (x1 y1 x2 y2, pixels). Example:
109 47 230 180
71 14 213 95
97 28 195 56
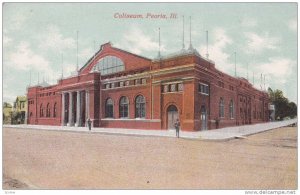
178 83 183 91
134 79 141 85
218 81 224 88
92 55 125 75
120 81 124 87
105 83 110 89
163 85 169 93
162 83 184 93
170 84 176 92
199 83 209 95
141 78 146 85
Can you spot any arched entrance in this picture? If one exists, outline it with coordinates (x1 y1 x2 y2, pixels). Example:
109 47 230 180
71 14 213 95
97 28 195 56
167 105 178 130
200 105 207 130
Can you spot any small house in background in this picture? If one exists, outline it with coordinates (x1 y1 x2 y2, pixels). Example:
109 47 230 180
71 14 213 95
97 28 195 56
12 96 27 124
3 102 13 124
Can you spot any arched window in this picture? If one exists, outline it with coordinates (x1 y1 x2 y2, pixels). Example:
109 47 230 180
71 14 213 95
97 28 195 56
92 55 125 75
46 103 50 117
53 103 57 118
229 100 234 119
105 98 114 118
219 98 224 118
119 96 129 118
135 95 145 118
40 104 43 117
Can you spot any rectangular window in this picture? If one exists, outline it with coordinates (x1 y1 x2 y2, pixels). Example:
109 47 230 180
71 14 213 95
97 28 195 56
125 80 130 86
134 79 140 85
106 83 111 89
178 83 183 91
206 86 209 94
170 84 176 92
120 81 124 87
218 81 221 87
141 78 146 84
199 83 209 95
163 85 169 93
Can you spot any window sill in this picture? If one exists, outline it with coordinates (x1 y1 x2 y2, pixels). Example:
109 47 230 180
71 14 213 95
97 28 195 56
135 117 146 120
199 92 209 96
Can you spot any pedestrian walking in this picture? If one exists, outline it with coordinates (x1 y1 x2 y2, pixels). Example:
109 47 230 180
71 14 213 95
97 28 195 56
175 119 180 138
87 118 92 131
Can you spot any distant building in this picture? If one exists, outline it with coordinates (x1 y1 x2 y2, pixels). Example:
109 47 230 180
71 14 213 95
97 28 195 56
12 96 27 124
27 42 269 131
269 104 275 121
3 102 12 124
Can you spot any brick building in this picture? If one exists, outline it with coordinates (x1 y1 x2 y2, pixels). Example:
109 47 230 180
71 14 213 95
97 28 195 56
27 42 269 131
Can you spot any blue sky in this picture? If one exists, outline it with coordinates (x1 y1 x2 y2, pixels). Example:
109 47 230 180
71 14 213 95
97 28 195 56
3 3 297 104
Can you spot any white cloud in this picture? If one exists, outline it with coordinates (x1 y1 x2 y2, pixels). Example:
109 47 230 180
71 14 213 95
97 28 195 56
252 57 296 85
244 32 280 54
4 37 86 92
39 25 76 52
7 41 53 74
288 19 297 32
115 25 166 55
198 27 234 73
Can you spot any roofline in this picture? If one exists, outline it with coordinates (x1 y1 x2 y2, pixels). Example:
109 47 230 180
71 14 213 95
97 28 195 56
79 43 105 72
111 46 151 61
79 42 151 73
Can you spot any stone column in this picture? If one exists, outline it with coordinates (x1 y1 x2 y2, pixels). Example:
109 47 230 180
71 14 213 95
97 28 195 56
75 91 81 127
61 92 65 126
67 92 74 126
85 90 89 126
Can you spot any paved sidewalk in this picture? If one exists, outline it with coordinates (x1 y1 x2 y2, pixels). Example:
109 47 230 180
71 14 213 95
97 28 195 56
3 118 297 140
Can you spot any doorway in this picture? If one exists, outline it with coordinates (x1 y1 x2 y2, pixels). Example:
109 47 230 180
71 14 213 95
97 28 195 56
167 105 178 130
200 105 207 130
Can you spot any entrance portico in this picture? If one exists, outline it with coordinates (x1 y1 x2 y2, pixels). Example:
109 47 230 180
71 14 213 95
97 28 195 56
61 90 89 127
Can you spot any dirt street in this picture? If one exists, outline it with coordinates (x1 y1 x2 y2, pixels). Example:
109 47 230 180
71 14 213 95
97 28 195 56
3 127 297 189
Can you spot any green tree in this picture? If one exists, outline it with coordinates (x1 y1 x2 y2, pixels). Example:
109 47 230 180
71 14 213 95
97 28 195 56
268 87 297 120
287 102 297 119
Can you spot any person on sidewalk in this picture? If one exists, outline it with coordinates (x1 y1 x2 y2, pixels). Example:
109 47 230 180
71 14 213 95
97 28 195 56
87 118 92 131
175 119 180 138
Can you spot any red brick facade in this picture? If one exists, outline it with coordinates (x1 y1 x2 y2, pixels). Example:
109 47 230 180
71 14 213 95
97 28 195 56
27 42 269 131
